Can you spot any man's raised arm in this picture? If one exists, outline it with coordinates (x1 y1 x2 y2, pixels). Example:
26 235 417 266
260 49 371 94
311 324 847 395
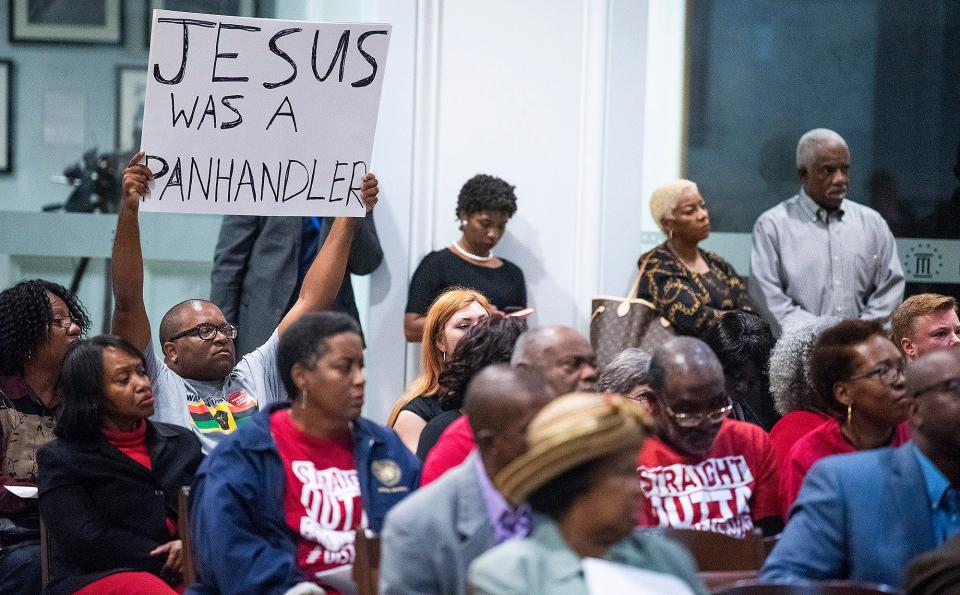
111 151 153 352
278 173 380 336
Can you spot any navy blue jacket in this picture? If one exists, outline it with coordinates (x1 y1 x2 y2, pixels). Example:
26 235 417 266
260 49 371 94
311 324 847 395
187 402 420 595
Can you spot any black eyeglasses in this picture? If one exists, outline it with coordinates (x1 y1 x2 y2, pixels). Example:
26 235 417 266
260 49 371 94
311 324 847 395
168 323 238 342
50 316 79 330
915 377 960 399
846 362 905 385
664 397 734 428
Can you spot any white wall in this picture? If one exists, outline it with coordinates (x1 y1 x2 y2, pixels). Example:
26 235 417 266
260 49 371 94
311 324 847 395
431 0 587 331
295 0 681 421
359 0 420 422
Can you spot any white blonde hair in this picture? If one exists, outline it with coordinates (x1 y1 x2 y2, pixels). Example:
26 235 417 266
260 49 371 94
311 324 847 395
648 179 698 234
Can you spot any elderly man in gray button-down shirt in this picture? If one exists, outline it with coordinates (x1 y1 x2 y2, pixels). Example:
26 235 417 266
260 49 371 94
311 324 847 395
750 128 904 335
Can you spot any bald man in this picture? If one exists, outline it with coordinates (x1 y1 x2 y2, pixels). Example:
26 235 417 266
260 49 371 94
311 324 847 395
418 325 596 484
113 155 379 452
762 347 960 587
380 365 552 595
750 128 904 335
637 337 782 537
511 325 598 394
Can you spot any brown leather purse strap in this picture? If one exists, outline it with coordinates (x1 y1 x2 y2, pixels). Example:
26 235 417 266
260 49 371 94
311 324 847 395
629 249 655 298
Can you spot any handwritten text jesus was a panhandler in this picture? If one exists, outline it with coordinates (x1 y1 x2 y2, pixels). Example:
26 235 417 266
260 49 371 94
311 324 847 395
140 11 391 217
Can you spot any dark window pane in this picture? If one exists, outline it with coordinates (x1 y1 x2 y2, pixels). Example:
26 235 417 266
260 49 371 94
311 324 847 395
684 0 960 240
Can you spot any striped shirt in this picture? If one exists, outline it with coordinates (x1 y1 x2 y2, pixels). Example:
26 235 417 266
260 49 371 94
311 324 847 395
749 189 904 335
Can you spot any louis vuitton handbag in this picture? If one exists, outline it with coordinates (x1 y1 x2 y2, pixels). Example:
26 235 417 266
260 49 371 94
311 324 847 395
590 251 674 370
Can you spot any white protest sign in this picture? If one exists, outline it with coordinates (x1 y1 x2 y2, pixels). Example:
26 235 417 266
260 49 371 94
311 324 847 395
140 10 390 217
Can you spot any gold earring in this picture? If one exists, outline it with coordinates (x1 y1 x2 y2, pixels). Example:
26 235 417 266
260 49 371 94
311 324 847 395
846 402 852 426
441 351 446 363
300 386 309 410
668 229 673 241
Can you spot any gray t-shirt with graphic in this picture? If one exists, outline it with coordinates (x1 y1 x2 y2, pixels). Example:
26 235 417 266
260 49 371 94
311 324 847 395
146 331 286 453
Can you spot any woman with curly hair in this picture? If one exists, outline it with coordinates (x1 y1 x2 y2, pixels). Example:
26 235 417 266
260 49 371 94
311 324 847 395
767 315 839 467
0 279 90 593
404 174 528 342
415 315 527 460
388 288 492 453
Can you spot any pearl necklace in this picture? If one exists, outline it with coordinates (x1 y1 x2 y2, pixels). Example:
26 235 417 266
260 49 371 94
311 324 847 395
452 241 494 262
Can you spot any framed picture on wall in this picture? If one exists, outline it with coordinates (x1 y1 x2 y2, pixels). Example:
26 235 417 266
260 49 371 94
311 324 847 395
115 66 147 153
0 60 11 173
10 0 123 45
146 0 257 47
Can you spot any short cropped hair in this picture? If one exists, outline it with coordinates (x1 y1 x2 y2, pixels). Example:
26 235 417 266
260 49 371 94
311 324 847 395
159 299 210 343
456 174 518 218
56 336 146 440
796 128 847 171
276 312 361 398
648 179 698 234
808 319 886 418
598 348 652 394
510 327 546 367
891 293 958 348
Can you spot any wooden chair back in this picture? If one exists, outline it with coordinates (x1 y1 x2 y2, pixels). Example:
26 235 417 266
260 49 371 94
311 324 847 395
178 485 197 588
352 528 381 595
659 528 767 571
715 579 902 594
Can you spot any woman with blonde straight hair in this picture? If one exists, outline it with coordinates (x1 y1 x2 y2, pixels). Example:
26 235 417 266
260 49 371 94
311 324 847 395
388 288 491 452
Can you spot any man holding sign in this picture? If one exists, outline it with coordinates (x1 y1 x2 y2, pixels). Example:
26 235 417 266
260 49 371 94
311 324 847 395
112 152 379 453
109 10 391 453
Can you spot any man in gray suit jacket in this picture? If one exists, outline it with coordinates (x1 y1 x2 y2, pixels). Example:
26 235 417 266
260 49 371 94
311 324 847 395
379 365 552 595
210 213 382 357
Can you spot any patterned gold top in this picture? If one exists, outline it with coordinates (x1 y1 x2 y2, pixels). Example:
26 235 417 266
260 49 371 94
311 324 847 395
637 243 754 337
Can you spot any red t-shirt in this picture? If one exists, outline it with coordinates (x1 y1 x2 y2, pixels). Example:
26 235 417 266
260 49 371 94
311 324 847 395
271 410 365 591
779 419 911 518
421 416 476 486
768 410 831 470
636 419 780 538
